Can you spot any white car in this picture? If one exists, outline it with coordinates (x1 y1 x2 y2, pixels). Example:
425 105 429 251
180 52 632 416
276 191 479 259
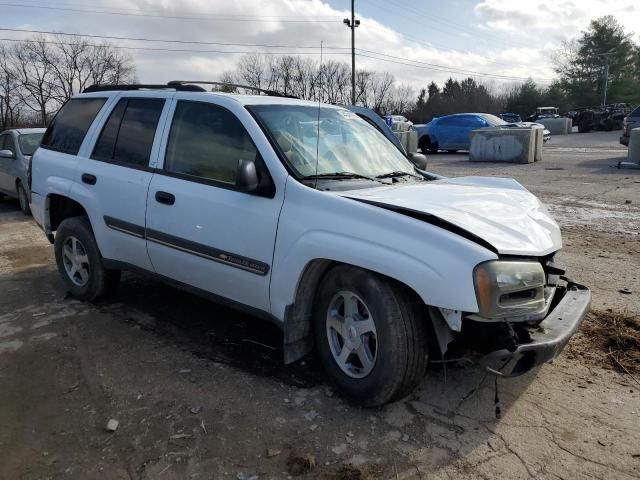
30 83 590 406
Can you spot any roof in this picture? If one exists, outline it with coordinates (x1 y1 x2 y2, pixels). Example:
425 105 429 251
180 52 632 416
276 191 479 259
15 128 46 134
1 127 46 135
78 88 346 109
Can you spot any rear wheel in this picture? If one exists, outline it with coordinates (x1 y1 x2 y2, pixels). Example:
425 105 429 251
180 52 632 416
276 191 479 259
54 216 120 301
17 182 31 215
313 265 428 406
447 149 458 153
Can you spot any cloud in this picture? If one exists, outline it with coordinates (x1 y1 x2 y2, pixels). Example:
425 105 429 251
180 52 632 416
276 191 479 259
474 0 640 39
6 0 635 92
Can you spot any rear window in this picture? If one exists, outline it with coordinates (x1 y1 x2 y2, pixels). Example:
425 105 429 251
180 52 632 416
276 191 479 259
41 97 107 155
92 98 165 168
630 105 640 117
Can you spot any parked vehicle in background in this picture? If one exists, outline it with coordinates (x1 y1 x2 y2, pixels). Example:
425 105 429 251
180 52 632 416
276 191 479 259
30 83 589 406
526 107 559 122
0 128 46 215
415 113 550 153
569 103 629 133
620 105 640 146
389 115 413 131
499 113 522 123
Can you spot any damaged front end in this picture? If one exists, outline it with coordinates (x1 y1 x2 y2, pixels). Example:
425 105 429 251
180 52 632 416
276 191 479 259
437 257 591 377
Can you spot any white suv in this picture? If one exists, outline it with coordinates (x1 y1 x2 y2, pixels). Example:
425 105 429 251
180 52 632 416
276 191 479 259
30 82 590 406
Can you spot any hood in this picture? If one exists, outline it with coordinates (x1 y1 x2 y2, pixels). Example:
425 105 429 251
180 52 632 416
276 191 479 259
340 176 562 256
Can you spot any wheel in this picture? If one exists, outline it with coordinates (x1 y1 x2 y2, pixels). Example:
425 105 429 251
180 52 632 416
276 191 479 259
16 182 31 215
54 216 121 301
313 265 428 406
446 149 457 153
419 137 438 154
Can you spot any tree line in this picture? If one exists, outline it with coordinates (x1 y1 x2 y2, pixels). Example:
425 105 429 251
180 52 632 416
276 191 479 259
1 16 638 131
0 36 136 130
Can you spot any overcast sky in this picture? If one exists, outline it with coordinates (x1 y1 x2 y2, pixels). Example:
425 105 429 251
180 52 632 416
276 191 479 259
4 0 640 91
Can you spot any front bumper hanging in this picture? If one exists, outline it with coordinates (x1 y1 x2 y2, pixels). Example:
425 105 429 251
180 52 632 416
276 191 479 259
480 283 591 377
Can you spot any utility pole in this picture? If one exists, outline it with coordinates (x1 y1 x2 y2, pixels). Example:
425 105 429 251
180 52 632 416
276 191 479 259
343 1 360 105
602 63 609 106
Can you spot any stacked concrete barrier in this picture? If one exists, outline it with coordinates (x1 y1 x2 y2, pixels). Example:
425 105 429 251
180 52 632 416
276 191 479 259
538 117 572 135
394 130 418 154
469 127 543 163
628 128 640 161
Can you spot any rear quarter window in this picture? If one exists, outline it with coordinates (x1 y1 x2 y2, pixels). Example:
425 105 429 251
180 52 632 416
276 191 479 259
41 97 108 155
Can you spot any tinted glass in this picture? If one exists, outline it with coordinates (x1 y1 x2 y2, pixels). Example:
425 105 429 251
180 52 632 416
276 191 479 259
630 105 640 117
92 100 127 161
164 101 257 184
92 98 164 167
113 99 164 166
41 98 107 154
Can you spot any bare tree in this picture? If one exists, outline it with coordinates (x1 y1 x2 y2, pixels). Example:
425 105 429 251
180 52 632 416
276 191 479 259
0 45 22 130
10 37 59 125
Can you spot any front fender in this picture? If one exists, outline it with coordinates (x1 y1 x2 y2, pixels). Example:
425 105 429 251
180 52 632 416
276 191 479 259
269 178 497 323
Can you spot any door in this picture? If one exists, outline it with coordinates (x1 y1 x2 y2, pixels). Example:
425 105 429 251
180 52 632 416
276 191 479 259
0 134 17 193
71 94 169 271
145 99 283 312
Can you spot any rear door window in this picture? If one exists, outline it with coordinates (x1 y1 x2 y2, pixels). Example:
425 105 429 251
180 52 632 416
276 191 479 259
92 98 165 168
630 105 640 117
41 98 107 155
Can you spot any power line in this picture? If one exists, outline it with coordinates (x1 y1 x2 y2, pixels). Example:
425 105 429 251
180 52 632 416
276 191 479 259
0 37 351 56
357 51 553 82
15 0 342 19
365 0 535 51
0 27 349 50
0 2 341 23
364 23 529 71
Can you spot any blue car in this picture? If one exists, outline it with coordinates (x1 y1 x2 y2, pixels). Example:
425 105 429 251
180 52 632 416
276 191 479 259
415 113 510 153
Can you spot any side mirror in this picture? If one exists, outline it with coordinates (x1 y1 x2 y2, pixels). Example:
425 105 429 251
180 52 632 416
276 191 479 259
0 149 15 159
408 152 428 170
236 159 259 193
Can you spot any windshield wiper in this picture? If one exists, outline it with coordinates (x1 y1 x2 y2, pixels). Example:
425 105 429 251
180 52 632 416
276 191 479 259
303 171 392 185
376 170 423 180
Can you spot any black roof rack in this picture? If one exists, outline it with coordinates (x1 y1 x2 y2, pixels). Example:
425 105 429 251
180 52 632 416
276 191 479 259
83 83 207 93
82 81 299 98
168 80 299 98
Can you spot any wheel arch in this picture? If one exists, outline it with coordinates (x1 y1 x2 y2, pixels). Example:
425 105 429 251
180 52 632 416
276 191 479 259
47 193 90 232
282 258 438 364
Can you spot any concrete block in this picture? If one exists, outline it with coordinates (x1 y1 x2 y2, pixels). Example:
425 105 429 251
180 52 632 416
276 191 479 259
469 128 540 163
538 117 572 135
628 128 640 162
532 126 544 162
394 130 418 154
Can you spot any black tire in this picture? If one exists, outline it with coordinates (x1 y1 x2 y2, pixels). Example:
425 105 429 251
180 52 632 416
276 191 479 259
16 182 31 215
313 265 428 406
446 149 458 153
427 141 439 154
54 216 121 301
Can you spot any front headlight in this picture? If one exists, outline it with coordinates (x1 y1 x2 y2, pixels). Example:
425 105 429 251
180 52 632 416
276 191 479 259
473 260 546 319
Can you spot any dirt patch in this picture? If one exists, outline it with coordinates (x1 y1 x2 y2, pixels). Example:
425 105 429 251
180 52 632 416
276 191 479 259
567 309 640 375
321 464 384 480
0 244 53 270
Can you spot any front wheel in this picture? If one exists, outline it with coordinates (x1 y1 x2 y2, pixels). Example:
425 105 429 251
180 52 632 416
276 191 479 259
313 265 428 406
17 182 31 215
54 216 120 301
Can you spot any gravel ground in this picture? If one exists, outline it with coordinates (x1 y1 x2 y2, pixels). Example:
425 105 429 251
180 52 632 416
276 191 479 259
0 130 639 480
